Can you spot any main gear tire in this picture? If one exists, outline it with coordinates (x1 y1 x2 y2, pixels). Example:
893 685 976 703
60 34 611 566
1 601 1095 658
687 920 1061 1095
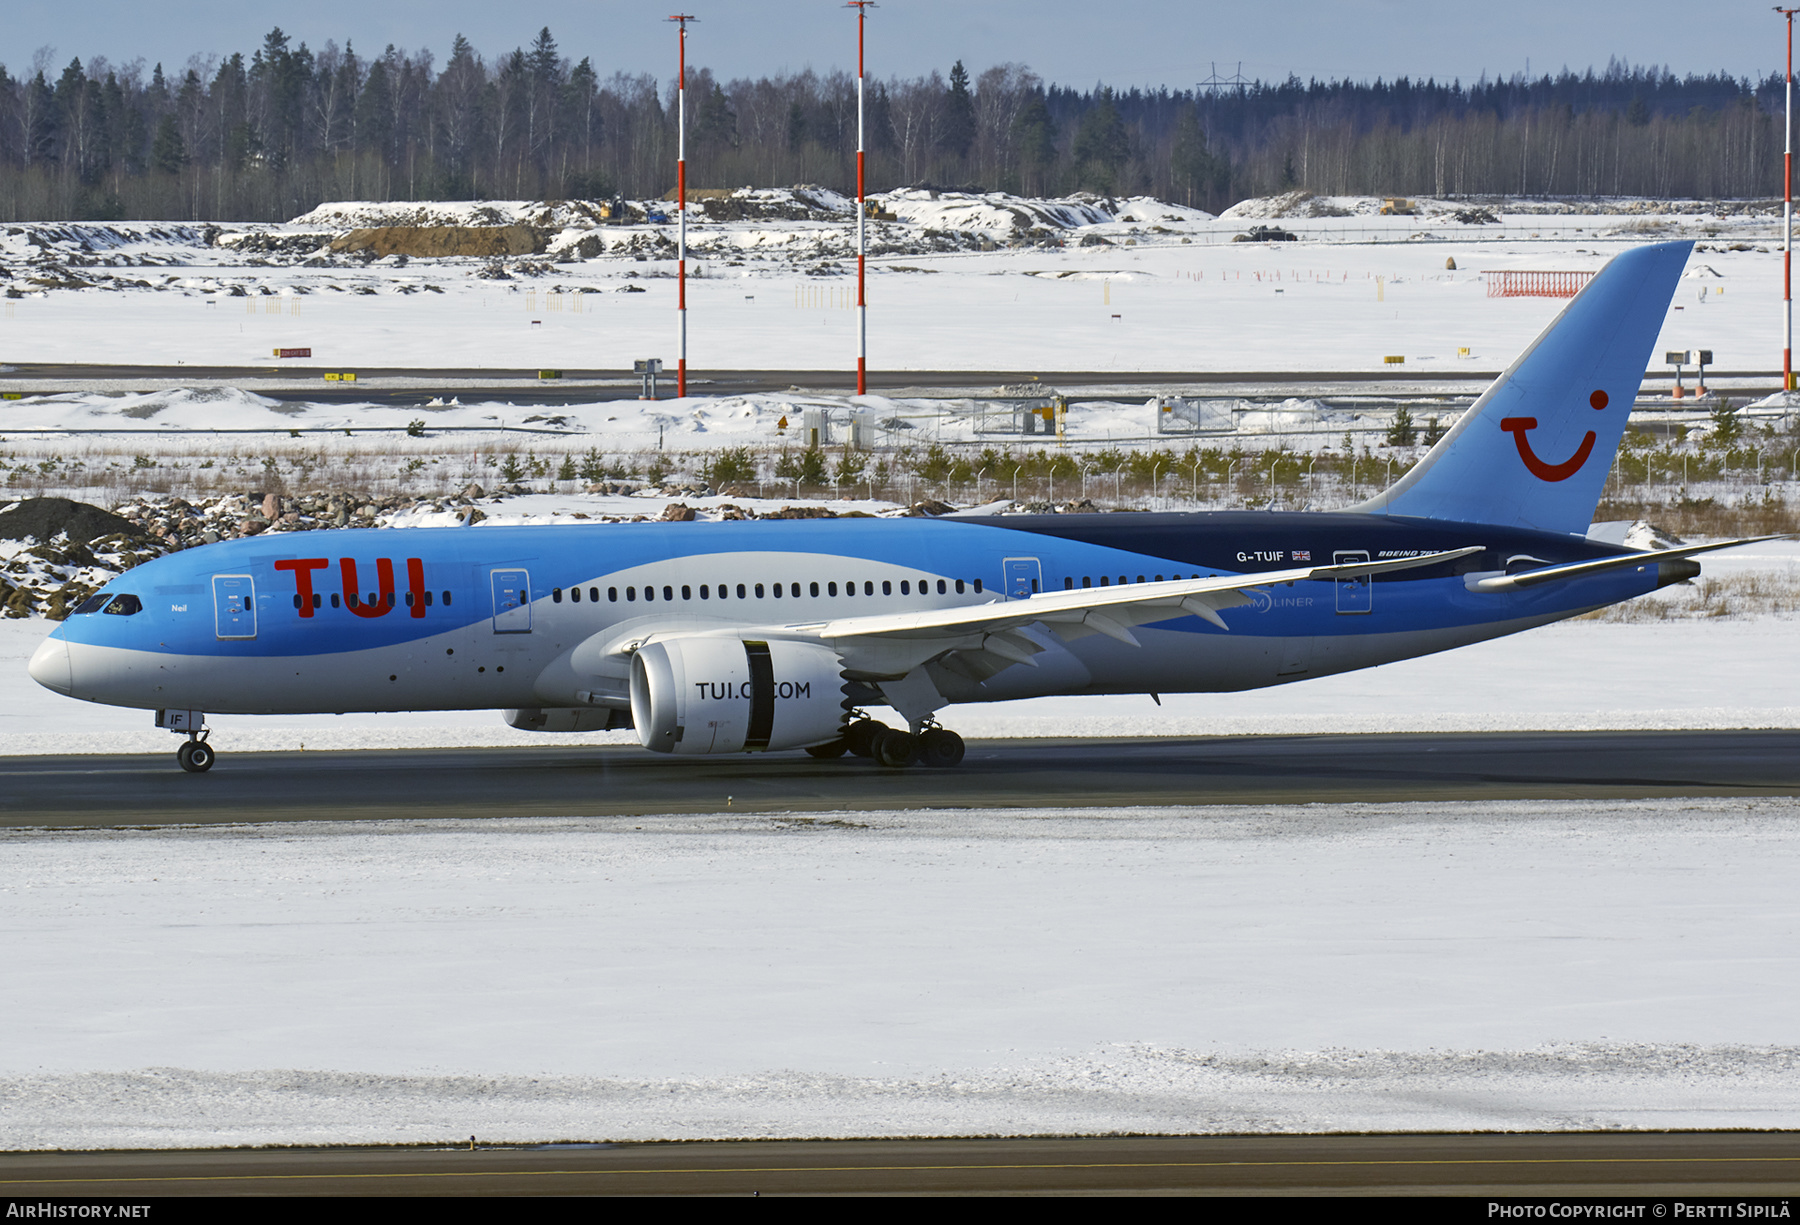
917 728 965 767
844 719 887 758
873 728 918 768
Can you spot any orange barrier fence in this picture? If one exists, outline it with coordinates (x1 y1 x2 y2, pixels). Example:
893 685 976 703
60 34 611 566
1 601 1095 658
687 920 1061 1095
1484 270 1595 298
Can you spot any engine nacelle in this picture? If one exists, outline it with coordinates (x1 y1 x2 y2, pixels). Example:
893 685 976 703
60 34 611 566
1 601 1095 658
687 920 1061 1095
630 636 848 754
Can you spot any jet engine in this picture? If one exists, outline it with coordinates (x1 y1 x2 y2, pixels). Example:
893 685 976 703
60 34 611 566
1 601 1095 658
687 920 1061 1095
629 637 849 754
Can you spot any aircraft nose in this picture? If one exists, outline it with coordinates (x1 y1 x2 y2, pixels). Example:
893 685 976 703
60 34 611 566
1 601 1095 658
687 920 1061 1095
28 636 71 696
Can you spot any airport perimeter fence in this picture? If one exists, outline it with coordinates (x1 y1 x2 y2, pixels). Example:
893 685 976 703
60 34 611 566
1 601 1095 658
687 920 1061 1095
4 389 1798 540
1175 218 1778 247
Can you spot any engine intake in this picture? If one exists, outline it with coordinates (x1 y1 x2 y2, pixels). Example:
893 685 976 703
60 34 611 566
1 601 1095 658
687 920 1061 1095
630 637 849 754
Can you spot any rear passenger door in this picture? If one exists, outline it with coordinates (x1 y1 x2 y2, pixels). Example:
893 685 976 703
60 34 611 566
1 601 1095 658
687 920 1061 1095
1333 551 1372 614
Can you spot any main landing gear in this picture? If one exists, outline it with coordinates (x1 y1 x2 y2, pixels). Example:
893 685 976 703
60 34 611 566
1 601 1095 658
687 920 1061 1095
825 716 965 769
176 733 215 773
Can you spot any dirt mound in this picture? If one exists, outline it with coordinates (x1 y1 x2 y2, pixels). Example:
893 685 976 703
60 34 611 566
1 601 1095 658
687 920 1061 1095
328 225 548 258
0 498 145 545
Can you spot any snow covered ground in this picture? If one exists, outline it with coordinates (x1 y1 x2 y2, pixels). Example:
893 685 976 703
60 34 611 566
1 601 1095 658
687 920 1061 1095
3 800 1798 1148
0 190 1780 380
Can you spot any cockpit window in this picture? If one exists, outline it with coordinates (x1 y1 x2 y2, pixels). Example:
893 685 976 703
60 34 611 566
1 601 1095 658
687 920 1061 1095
102 594 142 616
71 594 110 616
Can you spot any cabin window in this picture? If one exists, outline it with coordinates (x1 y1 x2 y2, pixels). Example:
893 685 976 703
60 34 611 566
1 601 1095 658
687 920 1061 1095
1099 576 1109 587
737 583 747 598
790 583 800 598
973 578 983 593
1064 577 1073 590
900 580 910 595
551 588 562 603
772 582 782 599
682 585 692 600
937 579 947 594
1082 577 1092 588
955 580 965 594
424 591 434 606
663 585 673 602
882 580 892 595
627 587 637 601
331 593 341 608
828 582 838 596
810 582 820 597
569 587 580 602
443 591 452 605
609 587 618 602
755 583 765 598
700 585 710 599
405 592 415 607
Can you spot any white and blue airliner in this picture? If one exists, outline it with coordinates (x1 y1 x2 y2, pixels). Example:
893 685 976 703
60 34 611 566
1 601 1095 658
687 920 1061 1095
28 241 1768 771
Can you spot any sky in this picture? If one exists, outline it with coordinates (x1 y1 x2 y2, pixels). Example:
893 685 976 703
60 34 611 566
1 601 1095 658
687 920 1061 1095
0 2 1788 92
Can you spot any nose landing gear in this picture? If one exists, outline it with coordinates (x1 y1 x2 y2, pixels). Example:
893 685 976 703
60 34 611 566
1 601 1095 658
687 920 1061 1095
157 710 216 773
176 735 216 773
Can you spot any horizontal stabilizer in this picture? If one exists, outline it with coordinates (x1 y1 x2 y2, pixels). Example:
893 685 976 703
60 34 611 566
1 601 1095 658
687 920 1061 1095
1464 535 1795 593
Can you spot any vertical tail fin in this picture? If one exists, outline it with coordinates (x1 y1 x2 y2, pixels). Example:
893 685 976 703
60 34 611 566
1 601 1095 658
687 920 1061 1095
1354 241 1691 535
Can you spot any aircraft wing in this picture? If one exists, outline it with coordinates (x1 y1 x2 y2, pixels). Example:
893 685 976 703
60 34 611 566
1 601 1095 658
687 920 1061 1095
1464 535 1793 593
784 547 1479 678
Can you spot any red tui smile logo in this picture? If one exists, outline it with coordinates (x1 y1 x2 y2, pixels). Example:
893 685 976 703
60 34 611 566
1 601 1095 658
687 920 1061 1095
1499 389 1609 482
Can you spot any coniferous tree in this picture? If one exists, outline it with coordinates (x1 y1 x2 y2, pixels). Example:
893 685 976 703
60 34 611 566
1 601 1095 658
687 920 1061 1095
942 60 975 160
1012 95 1057 195
150 113 186 174
1070 87 1126 192
696 80 736 151
1169 107 1225 207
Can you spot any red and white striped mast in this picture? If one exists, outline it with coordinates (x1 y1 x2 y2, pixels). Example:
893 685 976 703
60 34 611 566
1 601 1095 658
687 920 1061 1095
670 14 696 399
1782 8 1798 391
848 1 874 395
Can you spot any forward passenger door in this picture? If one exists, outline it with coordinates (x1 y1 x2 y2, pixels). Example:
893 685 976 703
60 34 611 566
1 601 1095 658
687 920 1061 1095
1004 557 1042 599
211 574 257 639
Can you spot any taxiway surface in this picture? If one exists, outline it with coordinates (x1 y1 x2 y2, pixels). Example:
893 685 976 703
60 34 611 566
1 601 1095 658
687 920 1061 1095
2 1132 1796 1196
4 730 1797 826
